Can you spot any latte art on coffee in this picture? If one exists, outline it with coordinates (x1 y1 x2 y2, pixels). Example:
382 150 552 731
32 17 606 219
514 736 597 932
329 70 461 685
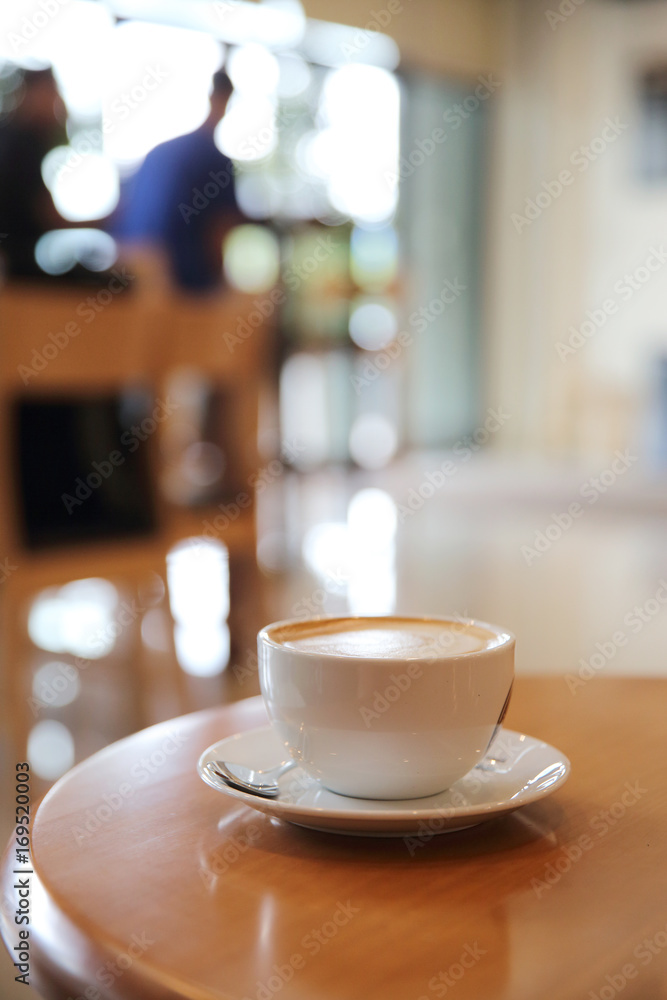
279 618 503 658
259 613 515 798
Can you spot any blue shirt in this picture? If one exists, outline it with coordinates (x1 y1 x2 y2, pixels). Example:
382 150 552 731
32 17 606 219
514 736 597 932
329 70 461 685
118 125 237 292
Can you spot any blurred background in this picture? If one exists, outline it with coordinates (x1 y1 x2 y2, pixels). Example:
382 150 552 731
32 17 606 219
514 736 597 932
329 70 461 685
3 0 667 988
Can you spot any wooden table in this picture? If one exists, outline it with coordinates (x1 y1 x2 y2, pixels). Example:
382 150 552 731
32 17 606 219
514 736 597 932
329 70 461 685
2 678 667 1000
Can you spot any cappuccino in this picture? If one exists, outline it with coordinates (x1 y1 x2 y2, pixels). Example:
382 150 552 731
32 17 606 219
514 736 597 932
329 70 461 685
277 616 503 659
258 615 515 800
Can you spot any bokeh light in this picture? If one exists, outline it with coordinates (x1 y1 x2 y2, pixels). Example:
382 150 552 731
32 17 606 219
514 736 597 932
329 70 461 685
301 18 399 70
35 229 118 275
141 608 171 654
0 1 114 119
167 537 231 676
227 43 279 96
102 21 222 165
280 353 329 468
300 489 398 614
346 487 397 615
42 148 119 221
215 93 278 162
28 579 119 659
276 52 311 98
349 299 398 351
204 0 306 49
302 521 351 584
315 64 400 224
347 487 397 550
235 172 283 218
32 661 81 709
167 537 230 626
173 622 231 677
50 3 115 120
350 225 399 289
223 224 280 291
27 720 75 780
349 413 398 469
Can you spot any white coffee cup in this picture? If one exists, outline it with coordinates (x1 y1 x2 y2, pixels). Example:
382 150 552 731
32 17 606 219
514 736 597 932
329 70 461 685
258 614 515 800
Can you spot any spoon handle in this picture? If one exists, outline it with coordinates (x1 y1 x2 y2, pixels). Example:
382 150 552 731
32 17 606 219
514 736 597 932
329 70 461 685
206 758 298 799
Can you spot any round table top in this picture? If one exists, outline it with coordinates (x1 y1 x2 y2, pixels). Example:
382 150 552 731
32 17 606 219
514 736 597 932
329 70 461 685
3 677 667 1000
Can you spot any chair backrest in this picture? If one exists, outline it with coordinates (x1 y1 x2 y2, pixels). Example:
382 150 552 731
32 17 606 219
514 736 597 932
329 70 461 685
0 278 274 567
0 281 154 394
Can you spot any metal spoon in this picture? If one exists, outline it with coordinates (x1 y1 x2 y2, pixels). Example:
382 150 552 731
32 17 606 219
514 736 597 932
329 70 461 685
205 744 511 800
205 758 297 798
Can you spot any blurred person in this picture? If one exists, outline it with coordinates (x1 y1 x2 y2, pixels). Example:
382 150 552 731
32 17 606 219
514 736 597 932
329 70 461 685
0 67 68 279
115 69 241 294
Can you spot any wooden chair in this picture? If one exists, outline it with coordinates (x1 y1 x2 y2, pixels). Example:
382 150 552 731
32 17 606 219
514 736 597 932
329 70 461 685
0 277 273 763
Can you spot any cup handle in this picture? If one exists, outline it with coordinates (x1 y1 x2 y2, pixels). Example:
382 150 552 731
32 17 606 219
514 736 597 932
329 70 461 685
485 679 514 755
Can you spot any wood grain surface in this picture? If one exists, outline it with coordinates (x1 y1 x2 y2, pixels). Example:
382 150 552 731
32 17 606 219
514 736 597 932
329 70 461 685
2 677 667 1000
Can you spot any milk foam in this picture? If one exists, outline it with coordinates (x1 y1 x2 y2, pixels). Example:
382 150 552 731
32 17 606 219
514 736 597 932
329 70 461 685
280 619 501 658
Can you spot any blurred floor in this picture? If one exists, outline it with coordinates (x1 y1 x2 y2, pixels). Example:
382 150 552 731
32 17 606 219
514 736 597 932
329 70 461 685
3 451 667 996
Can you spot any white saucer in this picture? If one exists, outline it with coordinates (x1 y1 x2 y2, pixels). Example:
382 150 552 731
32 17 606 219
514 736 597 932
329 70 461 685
198 727 570 837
